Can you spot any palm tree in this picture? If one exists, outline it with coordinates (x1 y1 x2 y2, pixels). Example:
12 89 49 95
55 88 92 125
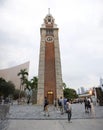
30 76 38 104
17 69 28 102
30 76 38 90
23 77 38 104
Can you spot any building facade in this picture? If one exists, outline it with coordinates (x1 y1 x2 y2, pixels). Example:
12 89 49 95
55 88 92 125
0 61 29 89
37 11 63 104
100 77 103 91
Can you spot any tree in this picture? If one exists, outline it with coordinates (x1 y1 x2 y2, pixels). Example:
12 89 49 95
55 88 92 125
13 89 25 100
28 76 38 104
63 88 78 100
0 77 6 96
17 69 28 90
62 82 66 89
0 77 15 98
6 81 15 97
17 69 28 101
30 76 38 90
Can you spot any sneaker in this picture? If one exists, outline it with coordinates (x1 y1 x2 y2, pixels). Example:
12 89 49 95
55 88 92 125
68 120 72 123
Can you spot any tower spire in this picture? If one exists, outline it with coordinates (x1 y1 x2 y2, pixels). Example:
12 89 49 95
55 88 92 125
48 8 50 15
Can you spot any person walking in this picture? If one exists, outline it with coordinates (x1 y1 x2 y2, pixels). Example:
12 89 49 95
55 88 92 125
66 99 72 123
84 97 89 113
44 97 49 116
64 97 67 112
87 97 92 112
59 97 64 114
84 97 92 113
54 98 58 110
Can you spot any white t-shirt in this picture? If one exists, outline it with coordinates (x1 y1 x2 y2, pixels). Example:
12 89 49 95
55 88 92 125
66 102 72 111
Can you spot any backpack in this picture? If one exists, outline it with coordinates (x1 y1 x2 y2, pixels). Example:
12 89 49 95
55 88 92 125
87 100 91 108
85 99 88 105
59 100 62 106
45 99 49 105
66 102 71 112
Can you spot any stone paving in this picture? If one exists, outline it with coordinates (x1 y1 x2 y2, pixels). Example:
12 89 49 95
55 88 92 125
8 103 103 120
1 102 103 130
0 105 10 130
7 119 103 130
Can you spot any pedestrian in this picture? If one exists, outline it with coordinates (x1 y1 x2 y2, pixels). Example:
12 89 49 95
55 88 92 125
54 98 58 110
59 96 64 114
66 99 72 123
63 97 67 112
87 97 92 112
44 97 49 116
84 97 89 113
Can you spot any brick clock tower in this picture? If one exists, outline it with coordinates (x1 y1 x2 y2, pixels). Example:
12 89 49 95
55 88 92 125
37 10 63 104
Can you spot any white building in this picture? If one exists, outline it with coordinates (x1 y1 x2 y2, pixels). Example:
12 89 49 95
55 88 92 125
80 87 85 94
0 61 30 89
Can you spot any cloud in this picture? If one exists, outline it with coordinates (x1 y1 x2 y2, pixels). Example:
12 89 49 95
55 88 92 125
0 0 103 90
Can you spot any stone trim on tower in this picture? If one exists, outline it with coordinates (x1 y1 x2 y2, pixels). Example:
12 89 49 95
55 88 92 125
37 11 63 105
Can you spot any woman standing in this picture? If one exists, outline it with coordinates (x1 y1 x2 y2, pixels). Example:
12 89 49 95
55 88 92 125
66 99 72 123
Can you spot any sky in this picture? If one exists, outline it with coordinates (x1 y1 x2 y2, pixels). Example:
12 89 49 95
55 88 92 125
0 0 103 91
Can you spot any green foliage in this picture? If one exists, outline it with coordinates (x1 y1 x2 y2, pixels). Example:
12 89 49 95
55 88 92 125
17 69 38 104
0 77 15 98
17 69 29 100
62 82 66 89
13 89 20 100
30 76 38 90
13 89 25 100
22 76 38 91
17 68 28 87
63 88 78 100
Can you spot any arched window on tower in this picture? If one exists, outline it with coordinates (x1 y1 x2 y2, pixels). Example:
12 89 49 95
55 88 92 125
46 29 53 35
48 16 51 22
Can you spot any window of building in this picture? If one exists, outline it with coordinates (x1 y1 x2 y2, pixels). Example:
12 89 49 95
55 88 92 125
46 29 53 35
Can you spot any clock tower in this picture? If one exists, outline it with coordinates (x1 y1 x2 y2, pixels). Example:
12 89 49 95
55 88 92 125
37 10 63 104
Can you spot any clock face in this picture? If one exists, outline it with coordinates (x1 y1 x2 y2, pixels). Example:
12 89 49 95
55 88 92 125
45 36 54 43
